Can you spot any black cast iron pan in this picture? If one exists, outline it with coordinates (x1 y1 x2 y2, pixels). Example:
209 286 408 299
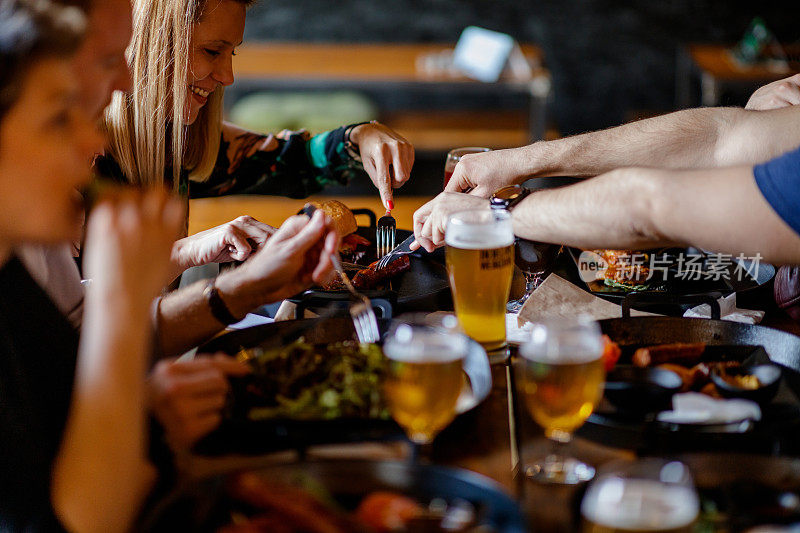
138 460 527 532
290 208 451 315
574 295 800 453
193 318 492 456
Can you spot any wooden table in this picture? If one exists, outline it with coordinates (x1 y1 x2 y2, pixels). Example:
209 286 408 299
229 42 551 151
185 199 800 531
677 44 798 108
189 194 431 235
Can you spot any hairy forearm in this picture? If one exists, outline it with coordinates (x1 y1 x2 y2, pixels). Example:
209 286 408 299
521 108 732 177
514 106 800 179
512 165 800 264
52 292 155 533
156 270 265 357
512 168 676 249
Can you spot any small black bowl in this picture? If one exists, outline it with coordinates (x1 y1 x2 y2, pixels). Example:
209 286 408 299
604 365 683 415
710 364 782 405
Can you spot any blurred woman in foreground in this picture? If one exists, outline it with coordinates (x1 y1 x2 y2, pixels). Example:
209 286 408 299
0 1 185 530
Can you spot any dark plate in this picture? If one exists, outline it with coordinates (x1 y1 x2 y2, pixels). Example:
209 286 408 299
138 460 528 532
577 320 800 452
194 318 491 456
567 248 775 311
292 227 451 315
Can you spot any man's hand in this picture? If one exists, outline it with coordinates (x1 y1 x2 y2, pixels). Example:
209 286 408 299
411 192 490 252
217 210 340 316
172 215 276 273
746 74 800 111
148 354 250 450
350 122 415 210
445 148 529 197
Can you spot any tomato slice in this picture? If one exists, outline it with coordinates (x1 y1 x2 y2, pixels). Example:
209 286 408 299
601 335 621 372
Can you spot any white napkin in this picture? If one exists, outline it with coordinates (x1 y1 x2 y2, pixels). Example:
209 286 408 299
227 313 274 330
683 293 764 324
507 313 535 344
657 392 761 425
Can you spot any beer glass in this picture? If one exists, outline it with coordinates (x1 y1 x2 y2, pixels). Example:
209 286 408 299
444 147 490 189
383 318 469 446
445 209 515 353
507 238 562 313
581 459 699 532
519 317 605 484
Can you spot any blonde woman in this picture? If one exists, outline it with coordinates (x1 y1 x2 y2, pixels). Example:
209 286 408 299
98 0 414 273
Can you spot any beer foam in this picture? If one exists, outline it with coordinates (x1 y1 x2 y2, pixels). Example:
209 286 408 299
445 221 514 250
383 334 467 364
581 478 699 531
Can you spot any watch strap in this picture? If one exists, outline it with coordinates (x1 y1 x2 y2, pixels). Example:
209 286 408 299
203 280 239 326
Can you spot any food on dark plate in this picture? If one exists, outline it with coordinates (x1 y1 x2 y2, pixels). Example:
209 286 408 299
632 342 706 367
235 340 388 421
601 335 621 372
719 371 761 389
322 249 411 292
592 249 652 291
306 200 371 263
627 342 763 398
217 473 478 533
352 255 411 290
355 492 422 532
219 473 367 533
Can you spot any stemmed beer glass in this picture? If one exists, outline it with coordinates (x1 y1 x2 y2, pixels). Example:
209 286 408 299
519 317 606 484
383 317 469 450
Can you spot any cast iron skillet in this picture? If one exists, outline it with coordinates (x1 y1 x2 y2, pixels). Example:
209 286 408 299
193 318 491 456
575 296 800 453
290 208 451 315
138 460 528 532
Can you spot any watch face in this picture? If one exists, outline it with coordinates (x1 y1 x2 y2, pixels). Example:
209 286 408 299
493 185 525 203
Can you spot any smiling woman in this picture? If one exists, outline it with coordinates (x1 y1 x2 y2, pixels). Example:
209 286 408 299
100 0 414 227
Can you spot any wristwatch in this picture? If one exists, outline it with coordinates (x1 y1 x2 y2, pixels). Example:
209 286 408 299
490 184 531 212
203 279 239 326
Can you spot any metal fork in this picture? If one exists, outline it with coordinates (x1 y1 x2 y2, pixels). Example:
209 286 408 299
330 254 380 344
376 210 396 261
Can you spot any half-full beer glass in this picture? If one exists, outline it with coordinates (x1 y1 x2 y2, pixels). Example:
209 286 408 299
383 319 469 446
520 317 605 484
445 209 515 353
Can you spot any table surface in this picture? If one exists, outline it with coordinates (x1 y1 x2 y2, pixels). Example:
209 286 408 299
184 195 800 532
233 42 545 84
688 43 796 81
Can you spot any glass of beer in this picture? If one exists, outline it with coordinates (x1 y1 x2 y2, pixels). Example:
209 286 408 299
519 317 605 484
445 209 515 354
444 147 490 189
581 459 699 532
383 318 469 446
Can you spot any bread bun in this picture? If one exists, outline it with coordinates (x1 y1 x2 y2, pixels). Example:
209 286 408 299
307 200 357 237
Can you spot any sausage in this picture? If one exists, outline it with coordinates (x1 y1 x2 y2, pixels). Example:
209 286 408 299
632 343 706 367
352 255 411 290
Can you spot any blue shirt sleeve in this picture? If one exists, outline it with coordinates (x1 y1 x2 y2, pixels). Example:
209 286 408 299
754 144 800 236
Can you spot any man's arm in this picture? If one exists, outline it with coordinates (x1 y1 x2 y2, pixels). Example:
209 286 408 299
447 106 800 197
511 166 800 264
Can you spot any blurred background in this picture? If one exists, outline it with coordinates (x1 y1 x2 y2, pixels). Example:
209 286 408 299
193 0 799 232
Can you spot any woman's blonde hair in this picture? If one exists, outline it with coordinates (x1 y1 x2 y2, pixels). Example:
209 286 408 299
103 0 252 190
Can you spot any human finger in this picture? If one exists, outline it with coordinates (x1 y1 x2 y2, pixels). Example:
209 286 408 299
389 141 412 189
371 148 394 211
285 210 328 254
